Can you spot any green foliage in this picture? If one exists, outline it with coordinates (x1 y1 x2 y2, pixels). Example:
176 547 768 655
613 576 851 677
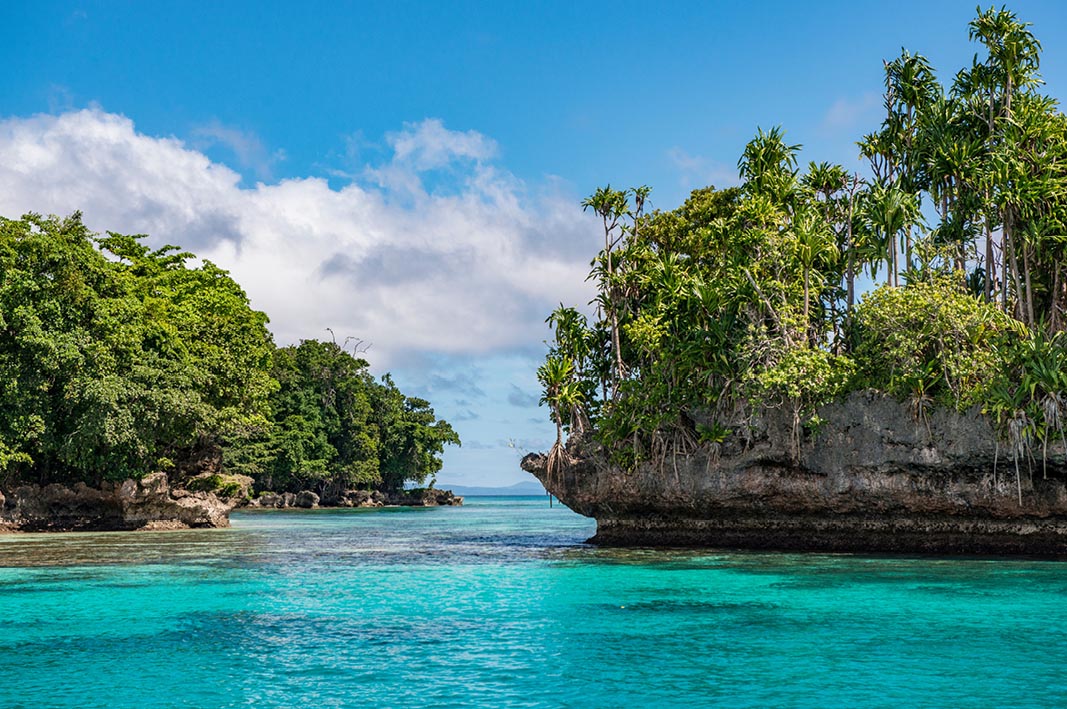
263 340 378 494
852 277 1016 409
186 474 247 498
0 213 275 486
229 341 460 495
752 347 855 414
372 374 461 492
0 213 459 494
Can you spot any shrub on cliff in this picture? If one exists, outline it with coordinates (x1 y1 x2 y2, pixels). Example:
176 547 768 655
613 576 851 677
852 277 1018 411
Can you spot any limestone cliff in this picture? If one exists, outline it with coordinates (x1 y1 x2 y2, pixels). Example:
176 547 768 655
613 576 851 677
522 390 1067 555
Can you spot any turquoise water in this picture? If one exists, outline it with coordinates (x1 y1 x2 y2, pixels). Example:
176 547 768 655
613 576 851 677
2 498 1067 707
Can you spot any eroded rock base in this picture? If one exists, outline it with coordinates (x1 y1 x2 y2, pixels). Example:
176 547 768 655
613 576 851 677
592 514 1067 556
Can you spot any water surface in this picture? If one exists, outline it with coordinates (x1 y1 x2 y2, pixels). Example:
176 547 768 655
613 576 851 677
2 497 1065 707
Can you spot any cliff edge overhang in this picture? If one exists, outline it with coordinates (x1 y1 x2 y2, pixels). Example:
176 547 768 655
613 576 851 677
522 390 1067 555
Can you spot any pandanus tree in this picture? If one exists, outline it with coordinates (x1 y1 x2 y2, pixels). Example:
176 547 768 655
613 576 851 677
582 186 630 390
801 162 862 331
965 6 1043 321
918 94 985 281
582 185 651 394
883 50 941 192
546 305 598 426
738 126 801 207
988 94 1067 327
862 183 922 287
537 356 585 478
789 205 838 344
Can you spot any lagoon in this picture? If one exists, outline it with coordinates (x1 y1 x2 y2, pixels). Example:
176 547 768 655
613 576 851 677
2 497 1066 707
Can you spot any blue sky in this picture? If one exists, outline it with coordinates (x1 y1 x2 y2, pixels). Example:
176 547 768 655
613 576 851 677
2 1 1066 486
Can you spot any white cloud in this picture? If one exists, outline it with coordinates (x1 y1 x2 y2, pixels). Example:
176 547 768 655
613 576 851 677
387 118 497 169
666 146 739 192
0 108 599 367
821 92 881 132
191 119 283 180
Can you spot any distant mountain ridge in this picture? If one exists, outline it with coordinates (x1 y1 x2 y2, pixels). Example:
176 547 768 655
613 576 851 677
442 481 547 497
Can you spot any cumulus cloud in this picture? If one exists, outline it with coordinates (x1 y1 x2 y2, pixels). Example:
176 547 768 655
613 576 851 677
387 118 497 169
191 119 284 180
0 109 599 366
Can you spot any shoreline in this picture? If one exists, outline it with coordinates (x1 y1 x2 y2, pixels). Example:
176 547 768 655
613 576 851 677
0 474 462 533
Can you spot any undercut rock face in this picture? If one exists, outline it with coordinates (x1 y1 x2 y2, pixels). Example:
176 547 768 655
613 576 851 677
0 472 235 532
522 391 1067 556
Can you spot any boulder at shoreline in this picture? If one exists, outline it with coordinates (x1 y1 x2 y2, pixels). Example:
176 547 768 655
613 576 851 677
0 472 235 532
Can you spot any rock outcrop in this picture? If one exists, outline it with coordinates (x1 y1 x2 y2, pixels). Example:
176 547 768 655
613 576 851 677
245 488 463 509
522 390 1067 555
383 488 463 507
0 472 236 532
0 475 464 532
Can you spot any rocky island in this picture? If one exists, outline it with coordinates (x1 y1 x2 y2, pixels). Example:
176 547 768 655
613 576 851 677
525 8 1067 555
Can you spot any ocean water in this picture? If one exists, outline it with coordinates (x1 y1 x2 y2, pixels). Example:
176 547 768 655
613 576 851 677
2 497 1067 708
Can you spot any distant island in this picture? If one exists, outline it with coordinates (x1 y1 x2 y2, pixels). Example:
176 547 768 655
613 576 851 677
444 481 547 497
524 6 1067 555
0 214 460 531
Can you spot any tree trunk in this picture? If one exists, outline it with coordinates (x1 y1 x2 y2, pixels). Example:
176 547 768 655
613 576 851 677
1023 241 1036 328
1053 265 1063 334
1007 222 1026 324
889 235 894 287
602 217 626 392
1002 227 1011 315
905 225 913 278
985 218 994 303
845 176 858 341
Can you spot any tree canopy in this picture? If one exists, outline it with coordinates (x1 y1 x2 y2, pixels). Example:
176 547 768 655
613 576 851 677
0 213 458 492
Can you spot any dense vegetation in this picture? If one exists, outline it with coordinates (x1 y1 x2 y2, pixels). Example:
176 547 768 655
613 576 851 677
0 213 458 493
538 7 1067 486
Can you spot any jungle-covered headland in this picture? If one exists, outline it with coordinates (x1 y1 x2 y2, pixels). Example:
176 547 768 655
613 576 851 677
0 215 460 530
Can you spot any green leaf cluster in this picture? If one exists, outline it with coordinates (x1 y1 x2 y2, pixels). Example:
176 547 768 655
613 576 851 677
852 276 1017 410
